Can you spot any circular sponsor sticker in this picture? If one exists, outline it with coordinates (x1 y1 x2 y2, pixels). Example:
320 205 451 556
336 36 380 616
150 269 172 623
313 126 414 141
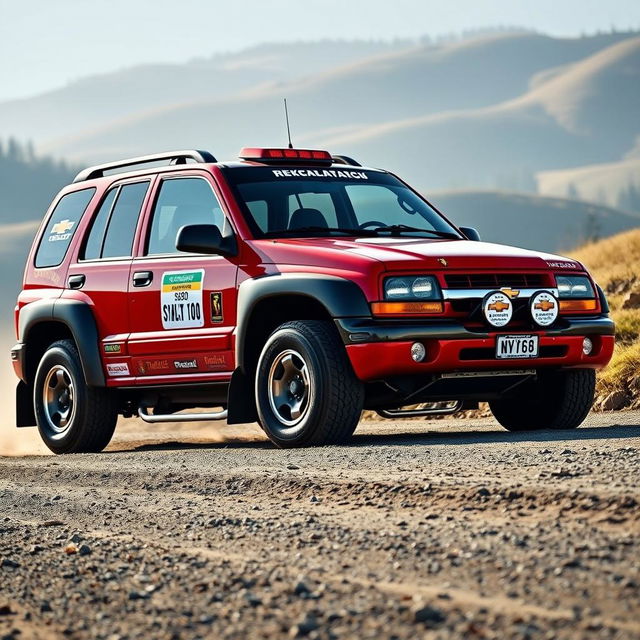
482 291 513 328
530 290 558 327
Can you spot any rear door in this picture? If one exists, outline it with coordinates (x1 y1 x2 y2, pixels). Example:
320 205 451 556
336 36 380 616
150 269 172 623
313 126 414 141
67 179 151 382
126 172 238 383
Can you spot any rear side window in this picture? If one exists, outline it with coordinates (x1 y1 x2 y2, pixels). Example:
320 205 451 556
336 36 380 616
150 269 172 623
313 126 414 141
147 178 226 255
82 182 149 260
35 188 95 268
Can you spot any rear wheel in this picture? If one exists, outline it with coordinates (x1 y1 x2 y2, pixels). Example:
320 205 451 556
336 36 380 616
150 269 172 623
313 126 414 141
255 320 364 447
34 339 118 454
489 368 595 432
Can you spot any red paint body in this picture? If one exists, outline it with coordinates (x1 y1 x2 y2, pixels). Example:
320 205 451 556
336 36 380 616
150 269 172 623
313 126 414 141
15 155 615 392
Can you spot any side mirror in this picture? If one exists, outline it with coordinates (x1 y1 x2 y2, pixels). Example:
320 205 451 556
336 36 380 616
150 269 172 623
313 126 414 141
176 224 237 256
459 226 481 241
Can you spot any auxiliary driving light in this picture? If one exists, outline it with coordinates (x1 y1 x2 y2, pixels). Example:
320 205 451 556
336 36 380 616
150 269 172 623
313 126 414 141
582 337 593 355
411 342 426 362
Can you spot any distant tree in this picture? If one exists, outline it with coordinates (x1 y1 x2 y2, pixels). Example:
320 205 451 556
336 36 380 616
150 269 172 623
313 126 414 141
583 211 602 244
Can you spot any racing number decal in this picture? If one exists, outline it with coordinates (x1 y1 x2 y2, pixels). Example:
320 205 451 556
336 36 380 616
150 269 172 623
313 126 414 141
161 270 204 329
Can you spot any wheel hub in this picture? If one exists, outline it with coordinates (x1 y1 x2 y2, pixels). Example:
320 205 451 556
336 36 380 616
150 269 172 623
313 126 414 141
42 365 76 435
267 349 311 427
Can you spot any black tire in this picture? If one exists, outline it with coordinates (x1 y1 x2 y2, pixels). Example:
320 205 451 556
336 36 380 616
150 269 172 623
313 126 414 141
489 368 595 432
255 320 364 447
33 339 118 454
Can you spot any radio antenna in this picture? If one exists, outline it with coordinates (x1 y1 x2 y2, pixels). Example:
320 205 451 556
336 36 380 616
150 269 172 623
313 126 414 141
284 98 293 149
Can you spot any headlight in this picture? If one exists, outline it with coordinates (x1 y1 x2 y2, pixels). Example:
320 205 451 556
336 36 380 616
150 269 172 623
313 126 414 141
555 275 595 298
384 276 441 300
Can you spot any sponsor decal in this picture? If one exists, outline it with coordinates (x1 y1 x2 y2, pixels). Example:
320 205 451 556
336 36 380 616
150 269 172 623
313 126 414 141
546 261 577 269
211 292 223 323
174 359 198 370
483 291 513 328
106 362 130 377
437 258 448 267
500 287 520 299
47 218 76 243
161 270 204 329
103 344 122 354
203 354 227 369
272 169 368 180
530 290 558 327
138 359 170 375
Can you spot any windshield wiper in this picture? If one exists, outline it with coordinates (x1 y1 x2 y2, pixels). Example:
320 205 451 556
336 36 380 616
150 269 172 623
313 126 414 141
263 226 379 237
368 224 460 239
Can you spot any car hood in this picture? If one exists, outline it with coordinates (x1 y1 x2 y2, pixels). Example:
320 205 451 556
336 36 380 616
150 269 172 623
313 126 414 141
251 236 583 273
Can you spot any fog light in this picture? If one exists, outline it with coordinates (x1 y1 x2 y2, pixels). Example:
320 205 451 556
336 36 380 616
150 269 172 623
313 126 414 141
582 337 593 355
411 342 426 362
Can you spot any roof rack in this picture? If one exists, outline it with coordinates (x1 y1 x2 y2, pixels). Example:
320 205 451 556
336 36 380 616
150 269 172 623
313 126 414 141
331 155 361 167
72 149 217 183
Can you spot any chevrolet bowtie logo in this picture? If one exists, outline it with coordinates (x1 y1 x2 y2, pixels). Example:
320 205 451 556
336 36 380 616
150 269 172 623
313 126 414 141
51 219 75 234
488 300 510 312
500 288 520 299
535 299 555 312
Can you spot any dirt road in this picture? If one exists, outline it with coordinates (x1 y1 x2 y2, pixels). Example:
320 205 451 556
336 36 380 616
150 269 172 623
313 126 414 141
1 412 639 639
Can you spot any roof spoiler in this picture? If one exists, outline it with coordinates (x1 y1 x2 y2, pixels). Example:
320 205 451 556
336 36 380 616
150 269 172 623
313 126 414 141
72 149 217 183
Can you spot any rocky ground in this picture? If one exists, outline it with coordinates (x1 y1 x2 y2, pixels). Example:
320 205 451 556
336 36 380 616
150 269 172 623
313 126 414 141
0 412 639 640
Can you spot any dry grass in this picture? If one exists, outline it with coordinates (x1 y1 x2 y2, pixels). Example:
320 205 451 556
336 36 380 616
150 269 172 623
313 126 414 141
570 228 640 408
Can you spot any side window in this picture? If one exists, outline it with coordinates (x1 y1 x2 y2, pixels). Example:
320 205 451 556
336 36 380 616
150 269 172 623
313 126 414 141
81 182 148 260
35 188 95 268
147 178 226 255
102 182 149 258
287 192 337 228
82 188 117 260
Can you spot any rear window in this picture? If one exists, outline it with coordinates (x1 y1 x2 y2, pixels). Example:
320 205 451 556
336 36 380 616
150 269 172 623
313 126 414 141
35 188 95 268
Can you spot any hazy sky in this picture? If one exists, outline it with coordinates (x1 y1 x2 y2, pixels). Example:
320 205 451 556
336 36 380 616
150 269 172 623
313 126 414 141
1 0 639 101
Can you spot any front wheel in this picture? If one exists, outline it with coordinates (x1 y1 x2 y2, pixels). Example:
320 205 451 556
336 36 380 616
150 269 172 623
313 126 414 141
489 368 595 432
255 320 364 447
34 339 118 454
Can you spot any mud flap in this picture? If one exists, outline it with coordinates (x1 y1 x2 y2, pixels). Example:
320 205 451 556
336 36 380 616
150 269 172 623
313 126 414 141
226 368 258 425
16 381 36 427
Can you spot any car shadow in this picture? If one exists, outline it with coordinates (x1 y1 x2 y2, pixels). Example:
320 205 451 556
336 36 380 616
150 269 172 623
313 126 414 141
116 423 639 453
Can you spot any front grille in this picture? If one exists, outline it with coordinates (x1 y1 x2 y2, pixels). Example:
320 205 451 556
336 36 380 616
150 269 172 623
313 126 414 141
444 273 548 289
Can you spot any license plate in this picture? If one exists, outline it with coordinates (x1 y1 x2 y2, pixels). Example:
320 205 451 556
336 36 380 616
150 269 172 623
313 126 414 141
496 335 539 359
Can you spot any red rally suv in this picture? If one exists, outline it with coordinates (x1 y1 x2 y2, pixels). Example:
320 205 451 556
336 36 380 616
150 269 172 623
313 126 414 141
11 148 615 453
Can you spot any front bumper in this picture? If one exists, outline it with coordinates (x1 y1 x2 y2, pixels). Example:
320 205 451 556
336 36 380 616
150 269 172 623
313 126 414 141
335 316 615 381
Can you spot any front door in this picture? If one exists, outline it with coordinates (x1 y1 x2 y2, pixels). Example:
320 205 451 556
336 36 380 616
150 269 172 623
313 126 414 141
127 173 238 384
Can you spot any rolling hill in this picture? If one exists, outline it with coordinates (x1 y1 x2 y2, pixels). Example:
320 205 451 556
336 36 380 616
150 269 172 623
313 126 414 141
537 156 640 211
318 36 640 190
16 31 636 174
428 190 639 252
0 40 408 143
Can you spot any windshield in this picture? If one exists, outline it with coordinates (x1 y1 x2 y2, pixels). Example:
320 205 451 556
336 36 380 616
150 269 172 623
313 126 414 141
222 166 461 239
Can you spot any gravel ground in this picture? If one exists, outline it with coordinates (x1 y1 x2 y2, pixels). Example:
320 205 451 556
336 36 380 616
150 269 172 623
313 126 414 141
0 412 639 640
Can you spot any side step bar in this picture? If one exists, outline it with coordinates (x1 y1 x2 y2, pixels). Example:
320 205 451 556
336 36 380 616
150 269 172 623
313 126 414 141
138 406 228 424
376 401 462 419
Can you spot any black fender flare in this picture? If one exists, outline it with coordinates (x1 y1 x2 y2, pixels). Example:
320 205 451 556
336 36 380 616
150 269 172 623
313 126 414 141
227 274 370 425
234 273 371 371
19 298 105 387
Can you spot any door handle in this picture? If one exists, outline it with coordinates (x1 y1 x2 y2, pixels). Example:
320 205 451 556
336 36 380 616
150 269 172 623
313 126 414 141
68 274 85 290
132 271 153 287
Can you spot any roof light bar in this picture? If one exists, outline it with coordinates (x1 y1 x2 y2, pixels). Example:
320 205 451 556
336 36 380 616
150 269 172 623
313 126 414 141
238 147 333 163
